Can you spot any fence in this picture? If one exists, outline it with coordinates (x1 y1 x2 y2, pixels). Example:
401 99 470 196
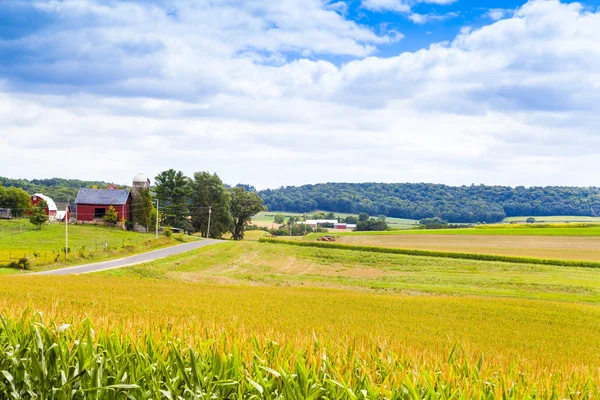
0 221 161 267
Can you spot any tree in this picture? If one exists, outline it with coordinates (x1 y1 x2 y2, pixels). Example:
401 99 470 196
29 200 49 229
358 212 369 222
230 187 266 240
190 171 232 238
0 185 30 218
344 216 358 224
154 169 192 229
356 218 389 232
526 217 536 224
419 217 448 229
274 213 285 224
103 205 118 224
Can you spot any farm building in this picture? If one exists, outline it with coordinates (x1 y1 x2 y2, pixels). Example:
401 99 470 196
303 219 338 227
74 188 131 222
0 208 11 219
31 193 58 222
334 223 357 230
55 202 71 222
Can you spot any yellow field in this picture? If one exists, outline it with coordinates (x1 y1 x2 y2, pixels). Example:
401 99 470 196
337 233 600 261
3 275 600 386
4 237 600 395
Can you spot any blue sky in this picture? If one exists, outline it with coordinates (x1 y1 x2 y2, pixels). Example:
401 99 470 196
1 0 600 188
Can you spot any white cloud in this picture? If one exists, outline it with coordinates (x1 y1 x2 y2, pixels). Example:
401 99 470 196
362 0 458 18
362 0 412 13
2 0 600 188
487 8 512 21
408 11 459 23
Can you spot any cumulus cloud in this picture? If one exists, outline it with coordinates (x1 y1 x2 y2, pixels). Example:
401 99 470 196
1 0 600 188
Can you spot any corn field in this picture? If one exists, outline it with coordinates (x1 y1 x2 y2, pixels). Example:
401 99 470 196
0 313 598 399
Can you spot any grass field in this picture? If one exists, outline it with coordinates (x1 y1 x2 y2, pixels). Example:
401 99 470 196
253 211 418 229
102 241 600 303
503 215 600 223
0 219 186 270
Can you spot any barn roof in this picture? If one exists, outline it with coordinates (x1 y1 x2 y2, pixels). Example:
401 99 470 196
74 188 130 205
33 193 58 212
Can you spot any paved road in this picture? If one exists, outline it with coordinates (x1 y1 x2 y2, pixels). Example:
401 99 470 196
34 239 223 276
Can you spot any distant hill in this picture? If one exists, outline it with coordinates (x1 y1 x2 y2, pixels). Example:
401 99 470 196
258 183 600 223
0 177 112 202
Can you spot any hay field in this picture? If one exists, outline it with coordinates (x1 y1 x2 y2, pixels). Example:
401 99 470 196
336 233 600 261
324 224 600 236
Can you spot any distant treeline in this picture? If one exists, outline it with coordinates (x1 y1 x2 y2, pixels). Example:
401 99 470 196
258 183 600 223
0 177 110 202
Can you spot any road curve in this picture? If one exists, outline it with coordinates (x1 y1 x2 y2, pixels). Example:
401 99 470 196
33 239 224 276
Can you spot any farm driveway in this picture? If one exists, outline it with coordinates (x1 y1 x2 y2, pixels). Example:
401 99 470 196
34 239 223 276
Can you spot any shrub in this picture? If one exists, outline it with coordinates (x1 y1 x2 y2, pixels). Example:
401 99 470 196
164 226 173 237
103 206 118 224
7 257 31 270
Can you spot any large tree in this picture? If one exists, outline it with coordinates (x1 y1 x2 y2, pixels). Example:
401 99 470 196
230 187 266 240
0 185 30 218
154 169 191 229
190 171 232 238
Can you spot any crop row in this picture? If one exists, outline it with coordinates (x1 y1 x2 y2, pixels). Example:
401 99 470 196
0 314 598 399
259 237 600 268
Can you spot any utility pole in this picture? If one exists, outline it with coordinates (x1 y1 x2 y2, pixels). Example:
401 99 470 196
65 200 69 260
207 206 212 238
155 199 159 239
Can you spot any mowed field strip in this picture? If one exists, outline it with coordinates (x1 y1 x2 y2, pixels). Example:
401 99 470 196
336 233 600 261
102 241 600 303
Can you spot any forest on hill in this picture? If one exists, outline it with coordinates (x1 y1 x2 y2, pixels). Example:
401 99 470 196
258 183 600 223
0 177 110 202
5 177 600 224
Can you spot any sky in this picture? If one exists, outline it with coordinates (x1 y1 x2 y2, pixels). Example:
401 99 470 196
1 0 600 189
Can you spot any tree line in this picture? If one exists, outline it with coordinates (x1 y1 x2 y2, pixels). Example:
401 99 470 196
0 177 109 203
6 176 600 224
258 183 600 223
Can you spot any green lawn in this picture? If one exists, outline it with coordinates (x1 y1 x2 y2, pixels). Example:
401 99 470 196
0 219 187 271
102 241 600 303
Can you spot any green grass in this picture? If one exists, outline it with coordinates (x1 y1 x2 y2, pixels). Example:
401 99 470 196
0 219 187 270
305 225 600 237
102 241 600 303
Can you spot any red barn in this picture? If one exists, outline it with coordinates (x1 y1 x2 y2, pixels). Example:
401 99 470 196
31 193 58 221
74 188 131 222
